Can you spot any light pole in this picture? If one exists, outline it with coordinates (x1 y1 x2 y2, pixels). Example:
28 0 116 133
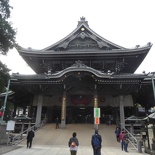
151 72 155 150
151 72 155 103
0 79 10 124
146 118 151 150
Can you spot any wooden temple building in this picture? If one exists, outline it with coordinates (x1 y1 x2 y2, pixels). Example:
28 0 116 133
9 17 154 128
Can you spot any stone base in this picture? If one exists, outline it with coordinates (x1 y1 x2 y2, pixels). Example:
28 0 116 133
152 144 155 150
0 123 8 144
61 120 66 129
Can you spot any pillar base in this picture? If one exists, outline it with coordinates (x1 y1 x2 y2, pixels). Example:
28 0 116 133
0 123 8 144
61 120 66 129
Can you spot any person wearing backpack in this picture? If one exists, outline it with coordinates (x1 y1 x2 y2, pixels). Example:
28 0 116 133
91 130 102 155
68 132 79 155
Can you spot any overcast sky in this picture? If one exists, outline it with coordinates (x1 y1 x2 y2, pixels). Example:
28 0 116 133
1 0 155 74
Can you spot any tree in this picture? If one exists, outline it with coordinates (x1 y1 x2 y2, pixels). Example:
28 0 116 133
0 0 16 92
0 0 16 54
0 61 10 93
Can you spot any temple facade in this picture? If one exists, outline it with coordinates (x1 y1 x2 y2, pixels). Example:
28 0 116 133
9 17 153 128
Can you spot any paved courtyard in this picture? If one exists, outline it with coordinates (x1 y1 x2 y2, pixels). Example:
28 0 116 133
1 124 148 155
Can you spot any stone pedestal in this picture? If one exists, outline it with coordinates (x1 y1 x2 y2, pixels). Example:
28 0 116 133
0 123 8 144
61 119 66 129
152 143 155 150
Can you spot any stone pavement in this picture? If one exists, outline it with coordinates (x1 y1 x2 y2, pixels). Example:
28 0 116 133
1 124 147 155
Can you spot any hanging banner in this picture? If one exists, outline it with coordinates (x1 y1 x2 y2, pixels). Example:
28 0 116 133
95 117 100 124
94 108 100 118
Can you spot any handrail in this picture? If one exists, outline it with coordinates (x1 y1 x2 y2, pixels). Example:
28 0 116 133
9 120 46 147
124 128 138 150
119 122 138 150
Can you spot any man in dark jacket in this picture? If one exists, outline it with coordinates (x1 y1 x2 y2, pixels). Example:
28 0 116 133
27 129 35 148
55 117 59 129
91 130 102 155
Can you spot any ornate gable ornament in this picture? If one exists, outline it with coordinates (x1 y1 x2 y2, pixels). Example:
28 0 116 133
77 16 89 27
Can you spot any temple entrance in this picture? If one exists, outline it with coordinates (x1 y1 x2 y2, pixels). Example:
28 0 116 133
46 106 61 123
46 105 133 124
66 106 93 124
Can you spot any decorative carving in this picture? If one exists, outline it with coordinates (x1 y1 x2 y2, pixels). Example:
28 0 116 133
56 35 77 50
88 34 110 48
62 42 69 49
42 60 52 73
72 60 87 68
115 59 126 72
97 41 110 48
80 32 87 39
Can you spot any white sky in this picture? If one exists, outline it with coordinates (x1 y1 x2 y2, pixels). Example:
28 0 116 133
0 0 155 75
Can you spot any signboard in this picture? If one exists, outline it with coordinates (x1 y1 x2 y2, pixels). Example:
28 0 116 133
94 108 100 118
138 107 145 112
95 117 100 124
6 120 15 131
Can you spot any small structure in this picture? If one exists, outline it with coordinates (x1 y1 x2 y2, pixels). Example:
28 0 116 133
14 115 32 133
125 115 143 134
148 113 155 151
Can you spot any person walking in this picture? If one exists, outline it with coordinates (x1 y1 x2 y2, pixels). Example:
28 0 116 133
115 127 121 142
119 130 125 150
27 129 35 148
91 130 102 155
55 117 59 129
68 132 79 155
123 131 129 152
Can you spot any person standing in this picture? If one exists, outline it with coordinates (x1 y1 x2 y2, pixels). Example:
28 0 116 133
55 117 59 129
119 130 124 150
27 129 35 148
115 127 121 142
68 132 79 155
91 130 102 155
123 131 129 152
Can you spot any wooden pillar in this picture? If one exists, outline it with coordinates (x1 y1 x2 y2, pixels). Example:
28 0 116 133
61 85 67 129
94 84 98 130
94 85 98 108
119 95 125 129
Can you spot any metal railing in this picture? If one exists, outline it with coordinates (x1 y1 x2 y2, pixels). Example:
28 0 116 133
8 120 46 147
119 122 139 150
123 128 138 150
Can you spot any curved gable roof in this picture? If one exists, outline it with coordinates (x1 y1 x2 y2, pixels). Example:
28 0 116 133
15 17 152 74
42 17 126 51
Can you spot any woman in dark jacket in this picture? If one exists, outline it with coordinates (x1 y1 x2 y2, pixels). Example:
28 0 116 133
68 132 79 155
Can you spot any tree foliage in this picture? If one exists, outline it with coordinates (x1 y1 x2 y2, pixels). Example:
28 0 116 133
0 61 10 93
0 0 16 55
0 0 15 92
